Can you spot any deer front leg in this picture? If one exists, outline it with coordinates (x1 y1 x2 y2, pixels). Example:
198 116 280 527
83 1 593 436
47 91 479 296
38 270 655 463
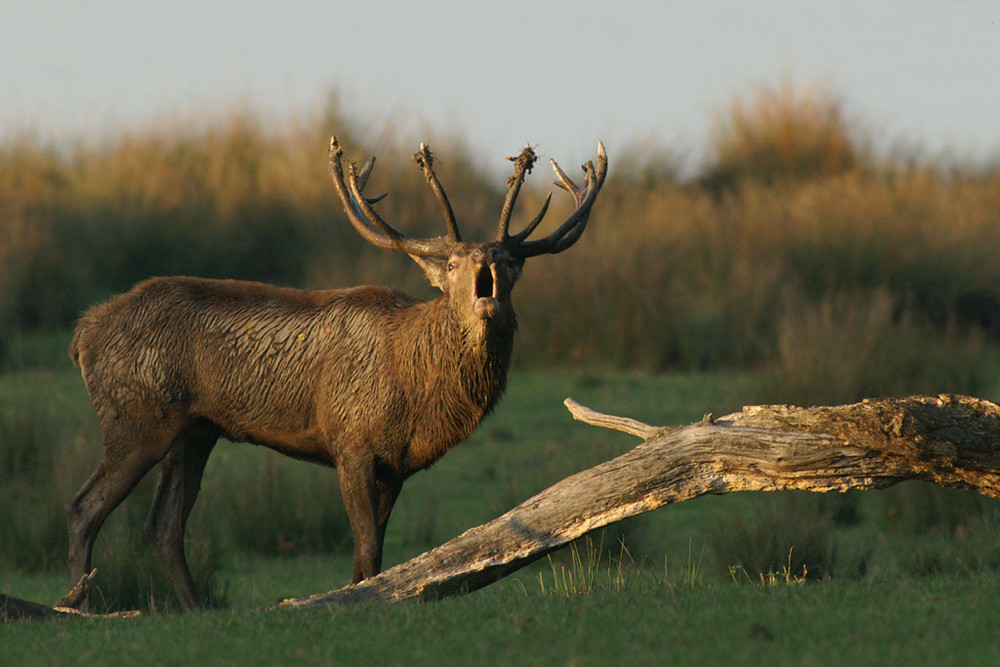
337 455 382 583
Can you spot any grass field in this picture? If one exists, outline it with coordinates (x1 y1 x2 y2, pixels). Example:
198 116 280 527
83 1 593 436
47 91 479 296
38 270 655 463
3 363 1000 664
3 574 1000 665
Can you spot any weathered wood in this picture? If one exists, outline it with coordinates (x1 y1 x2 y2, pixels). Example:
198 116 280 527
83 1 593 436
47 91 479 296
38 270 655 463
55 569 97 609
278 394 1000 609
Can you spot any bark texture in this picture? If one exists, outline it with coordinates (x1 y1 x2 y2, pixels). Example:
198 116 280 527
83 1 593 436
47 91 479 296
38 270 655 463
278 393 1000 609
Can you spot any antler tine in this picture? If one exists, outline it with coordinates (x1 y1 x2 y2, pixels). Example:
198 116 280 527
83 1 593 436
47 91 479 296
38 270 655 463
550 157 589 208
413 143 461 242
329 137 388 249
356 156 375 190
496 144 538 242
504 141 608 258
510 192 552 243
356 157 388 205
328 136 454 257
328 137 399 247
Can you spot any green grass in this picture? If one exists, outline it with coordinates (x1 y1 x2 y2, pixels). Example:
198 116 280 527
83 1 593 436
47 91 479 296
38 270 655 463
3 364 1000 663
3 575 1000 665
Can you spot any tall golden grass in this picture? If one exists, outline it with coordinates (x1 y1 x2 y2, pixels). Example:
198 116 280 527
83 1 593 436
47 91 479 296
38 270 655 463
702 80 858 190
2 83 999 401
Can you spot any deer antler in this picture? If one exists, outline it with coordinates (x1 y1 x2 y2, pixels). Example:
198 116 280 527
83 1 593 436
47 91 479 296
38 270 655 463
329 137 458 258
496 144 539 241
412 143 461 243
497 142 608 258
330 137 606 259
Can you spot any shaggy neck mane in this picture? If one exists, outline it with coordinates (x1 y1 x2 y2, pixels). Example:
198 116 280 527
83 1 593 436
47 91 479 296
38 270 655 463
401 296 517 471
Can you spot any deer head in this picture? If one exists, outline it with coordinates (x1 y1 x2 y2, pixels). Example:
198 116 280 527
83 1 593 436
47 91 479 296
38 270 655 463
329 138 608 331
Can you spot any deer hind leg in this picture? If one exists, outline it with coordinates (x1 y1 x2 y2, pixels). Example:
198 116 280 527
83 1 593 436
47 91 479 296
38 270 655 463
143 424 217 611
64 426 174 609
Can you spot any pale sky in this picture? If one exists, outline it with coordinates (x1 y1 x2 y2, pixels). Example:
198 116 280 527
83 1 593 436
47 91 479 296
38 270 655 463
2 1 999 174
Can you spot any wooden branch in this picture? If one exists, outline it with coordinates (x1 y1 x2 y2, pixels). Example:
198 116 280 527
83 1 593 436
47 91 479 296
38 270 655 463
55 569 96 609
278 394 1000 609
563 397 664 439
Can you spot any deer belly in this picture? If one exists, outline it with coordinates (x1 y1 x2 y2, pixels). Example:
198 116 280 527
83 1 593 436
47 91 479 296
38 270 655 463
230 422 333 465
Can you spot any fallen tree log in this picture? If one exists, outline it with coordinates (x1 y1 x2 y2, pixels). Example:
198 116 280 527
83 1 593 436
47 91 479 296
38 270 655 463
278 393 1000 609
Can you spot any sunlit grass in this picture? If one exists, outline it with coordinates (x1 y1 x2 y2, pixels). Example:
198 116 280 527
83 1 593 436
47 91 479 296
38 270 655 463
704 79 859 188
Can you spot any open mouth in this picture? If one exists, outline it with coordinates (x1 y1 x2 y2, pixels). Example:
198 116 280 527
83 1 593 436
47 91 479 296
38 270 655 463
475 264 496 300
473 264 499 319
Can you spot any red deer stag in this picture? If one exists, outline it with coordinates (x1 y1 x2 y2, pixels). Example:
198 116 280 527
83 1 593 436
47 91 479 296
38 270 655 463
65 137 607 610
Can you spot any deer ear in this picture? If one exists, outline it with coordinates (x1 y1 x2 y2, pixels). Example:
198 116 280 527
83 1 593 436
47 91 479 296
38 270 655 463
409 255 449 291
